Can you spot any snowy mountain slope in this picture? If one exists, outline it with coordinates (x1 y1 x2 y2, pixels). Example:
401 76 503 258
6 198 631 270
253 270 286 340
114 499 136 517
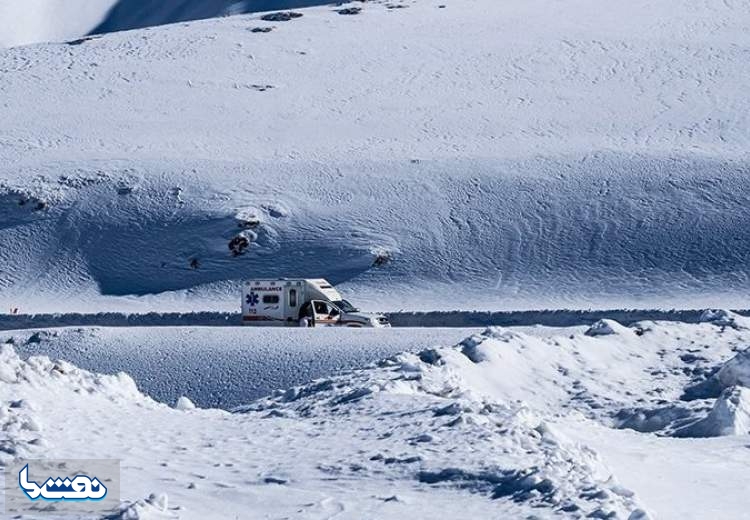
2 318 750 518
0 0 331 47
1 0 749 312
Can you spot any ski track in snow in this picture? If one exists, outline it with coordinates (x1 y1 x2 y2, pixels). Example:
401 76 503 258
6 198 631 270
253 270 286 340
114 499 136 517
0 0 749 312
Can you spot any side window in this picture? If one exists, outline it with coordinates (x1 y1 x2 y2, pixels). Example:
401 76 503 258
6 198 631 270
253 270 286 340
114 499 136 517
289 289 297 307
314 301 327 314
263 295 280 304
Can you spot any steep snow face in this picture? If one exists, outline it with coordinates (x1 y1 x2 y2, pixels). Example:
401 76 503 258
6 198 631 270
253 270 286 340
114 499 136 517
1 0 749 312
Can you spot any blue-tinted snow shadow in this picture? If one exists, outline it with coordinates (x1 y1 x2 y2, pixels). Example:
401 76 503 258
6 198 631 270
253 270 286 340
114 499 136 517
91 0 340 36
69 208 376 296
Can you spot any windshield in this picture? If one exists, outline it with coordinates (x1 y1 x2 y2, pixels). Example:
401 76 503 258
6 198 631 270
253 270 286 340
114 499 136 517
333 299 359 313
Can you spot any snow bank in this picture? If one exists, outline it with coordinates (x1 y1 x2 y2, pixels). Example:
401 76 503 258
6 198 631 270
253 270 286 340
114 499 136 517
174 396 196 410
245 336 647 518
714 349 750 390
8 326 475 409
1 323 667 518
675 386 750 438
699 309 750 329
585 319 631 337
0 343 145 402
0 340 156 466
3 320 748 517
683 347 750 400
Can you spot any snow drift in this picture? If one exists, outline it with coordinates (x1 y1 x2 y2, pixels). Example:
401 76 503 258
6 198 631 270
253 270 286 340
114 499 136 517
6 326 476 408
674 386 750 438
0 329 653 519
2 320 750 517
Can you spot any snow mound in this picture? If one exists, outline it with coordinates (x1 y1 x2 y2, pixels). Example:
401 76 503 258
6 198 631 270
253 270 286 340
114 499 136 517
585 319 631 337
240 331 648 517
104 493 177 520
174 396 196 410
457 327 530 365
0 343 152 404
683 347 750 400
675 386 750 438
714 349 750 389
614 404 697 435
0 341 158 466
699 309 750 329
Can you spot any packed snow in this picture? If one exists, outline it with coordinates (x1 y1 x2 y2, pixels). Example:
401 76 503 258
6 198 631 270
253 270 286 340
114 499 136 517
1 319 750 518
1 0 749 312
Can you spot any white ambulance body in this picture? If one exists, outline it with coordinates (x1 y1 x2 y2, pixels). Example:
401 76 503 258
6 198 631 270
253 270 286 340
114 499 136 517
241 278 390 328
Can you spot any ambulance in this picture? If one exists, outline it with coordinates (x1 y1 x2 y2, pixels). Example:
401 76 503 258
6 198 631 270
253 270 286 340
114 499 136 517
241 279 390 327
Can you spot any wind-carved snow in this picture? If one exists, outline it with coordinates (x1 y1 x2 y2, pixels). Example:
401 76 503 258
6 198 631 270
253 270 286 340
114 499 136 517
0 0 749 312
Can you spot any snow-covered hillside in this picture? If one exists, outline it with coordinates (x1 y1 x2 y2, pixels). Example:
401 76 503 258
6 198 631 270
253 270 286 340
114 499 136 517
0 0 330 47
1 0 748 312
2 317 750 518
